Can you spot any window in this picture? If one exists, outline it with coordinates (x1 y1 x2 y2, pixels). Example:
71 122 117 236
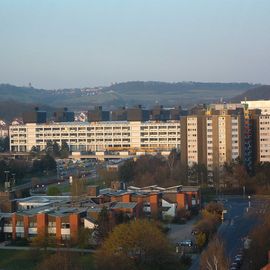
48 221 56 227
61 223 70 229
62 234 70 240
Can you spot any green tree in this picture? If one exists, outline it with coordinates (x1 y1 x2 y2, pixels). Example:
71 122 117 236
188 163 208 185
95 219 178 270
95 206 111 244
31 233 56 250
45 140 54 156
41 154 56 171
0 136 9 152
250 162 270 194
193 202 223 243
77 228 92 249
0 160 9 183
60 141 70 158
8 159 28 179
195 232 207 250
32 159 43 172
30 146 39 156
52 141 60 157
118 159 135 182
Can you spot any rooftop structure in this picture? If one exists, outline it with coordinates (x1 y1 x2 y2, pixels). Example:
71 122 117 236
241 100 270 115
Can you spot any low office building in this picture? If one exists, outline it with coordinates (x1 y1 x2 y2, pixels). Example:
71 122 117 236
0 184 200 242
99 185 200 219
0 206 85 242
9 120 180 153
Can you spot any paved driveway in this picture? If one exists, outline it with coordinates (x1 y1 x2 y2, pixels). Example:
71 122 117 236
168 217 199 244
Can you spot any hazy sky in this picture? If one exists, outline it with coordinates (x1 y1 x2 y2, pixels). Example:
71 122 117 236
0 0 270 89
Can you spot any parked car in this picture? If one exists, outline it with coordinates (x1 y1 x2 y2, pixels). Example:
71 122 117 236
191 229 199 235
178 240 193 247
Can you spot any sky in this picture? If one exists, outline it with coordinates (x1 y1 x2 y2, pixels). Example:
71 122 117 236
0 0 270 89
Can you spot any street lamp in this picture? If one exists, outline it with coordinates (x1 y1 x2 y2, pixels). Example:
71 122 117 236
243 185 246 198
4 171 10 191
221 209 227 222
11 173 16 187
4 170 9 182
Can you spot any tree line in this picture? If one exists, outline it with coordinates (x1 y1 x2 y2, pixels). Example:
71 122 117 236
30 140 70 159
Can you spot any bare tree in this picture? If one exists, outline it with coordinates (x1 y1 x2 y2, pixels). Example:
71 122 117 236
71 176 87 206
167 148 179 175
200 237 229 270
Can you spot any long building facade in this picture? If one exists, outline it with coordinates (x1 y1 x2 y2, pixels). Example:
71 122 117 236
9 101 270 177
9 121 181 153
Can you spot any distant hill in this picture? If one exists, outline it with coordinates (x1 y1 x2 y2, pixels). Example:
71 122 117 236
0 81 258 110
0 99 56 122
103 81 257 107
232 85 270 102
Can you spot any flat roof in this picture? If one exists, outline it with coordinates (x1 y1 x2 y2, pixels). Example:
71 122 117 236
16 205 86 217
111 202 137 209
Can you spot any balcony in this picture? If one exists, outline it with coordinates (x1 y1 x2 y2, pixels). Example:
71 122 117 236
3 226 12 233
28 228 38 234
15 227 24 233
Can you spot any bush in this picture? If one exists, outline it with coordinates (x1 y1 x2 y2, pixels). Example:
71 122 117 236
95 219 179 270
47 186 61 196
205 202 223 218
193 201 223 244
10 238 30 246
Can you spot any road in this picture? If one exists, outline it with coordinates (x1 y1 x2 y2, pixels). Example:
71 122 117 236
12 164 99 193
189 196 263 270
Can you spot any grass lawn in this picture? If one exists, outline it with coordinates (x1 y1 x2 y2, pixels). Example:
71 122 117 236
0 250 39 270
0 249 94 270
48 177 105 195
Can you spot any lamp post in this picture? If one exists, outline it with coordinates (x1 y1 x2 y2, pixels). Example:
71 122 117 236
221 209 227 222
4 170 9 182
4 171 10 191
11 173 16 187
